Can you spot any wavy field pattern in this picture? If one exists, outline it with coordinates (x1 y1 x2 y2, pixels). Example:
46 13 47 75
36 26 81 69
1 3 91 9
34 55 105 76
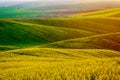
0 3 120 79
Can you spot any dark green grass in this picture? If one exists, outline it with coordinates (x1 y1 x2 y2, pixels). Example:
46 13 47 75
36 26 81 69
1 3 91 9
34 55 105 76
0 20 95 47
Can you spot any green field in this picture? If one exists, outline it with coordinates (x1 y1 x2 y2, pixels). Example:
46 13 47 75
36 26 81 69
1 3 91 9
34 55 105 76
0 8 120 80
0 7 62 18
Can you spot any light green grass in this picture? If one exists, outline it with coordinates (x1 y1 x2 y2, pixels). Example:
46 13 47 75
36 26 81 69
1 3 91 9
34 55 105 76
0 7 66 18
0 7 44 18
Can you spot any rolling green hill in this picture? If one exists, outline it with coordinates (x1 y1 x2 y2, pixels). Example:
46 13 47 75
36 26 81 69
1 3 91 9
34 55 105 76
42 32 120 51
1 8 120 49
0 19 95 46
18 17 120 34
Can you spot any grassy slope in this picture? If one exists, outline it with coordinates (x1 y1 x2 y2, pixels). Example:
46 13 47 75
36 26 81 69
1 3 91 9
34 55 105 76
42 32 120 51
1 8 120 49
19 17 120 34
0 19 95 46
1 8 120 48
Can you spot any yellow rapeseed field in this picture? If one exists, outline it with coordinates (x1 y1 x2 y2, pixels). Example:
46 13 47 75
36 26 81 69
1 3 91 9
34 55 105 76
0 48 120 80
